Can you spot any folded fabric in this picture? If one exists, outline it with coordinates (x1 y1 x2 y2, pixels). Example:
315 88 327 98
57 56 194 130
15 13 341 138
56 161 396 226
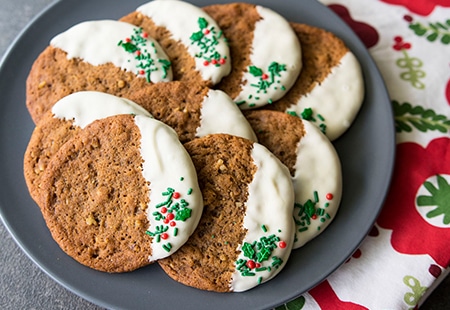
279 0 450 308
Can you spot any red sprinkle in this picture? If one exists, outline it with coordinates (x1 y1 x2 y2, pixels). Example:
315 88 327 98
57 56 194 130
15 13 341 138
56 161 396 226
204 29 210 35
246 260 256 269
211 59 218 65
262 73 269 80
326 193 334 200
219 58 226 65
167 213 175 221
203 60 210 66
170 221 176 227
136 50 141 56
163 218 170 224
139 69 146 75
161 233 169 240
125 37 131 43
255 263 261 268
161 207 167 214
142 32 148 38
278 241 287 249
173 192 181 199
311 214 318 220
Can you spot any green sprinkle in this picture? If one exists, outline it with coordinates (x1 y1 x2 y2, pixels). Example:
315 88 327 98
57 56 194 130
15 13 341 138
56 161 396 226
317 226 321 231
145 230 152 236
324 202 329 208
268 99 273 104
236 100 246 106
287 111 298 117
261 225 267 232
180 177 184 181
313 191 319 203
187 188 193 195
299 227 308 232
256 267 267 272
326 213 331 219
162 243 172 252
320 218 326 223
174 228 178 237
317 114 325 121
156 234 161 243
212 234 215 238
249 103 256 107
257 277 263 284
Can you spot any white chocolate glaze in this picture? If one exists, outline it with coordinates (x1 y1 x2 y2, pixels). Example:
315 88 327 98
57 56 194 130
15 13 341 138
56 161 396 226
286 52 364 141
196 89 258 142
292 120 342 248
134 115 203 261
51 91 152 128
51 20 173 83
137 0 231 85
230 143 295 292
234 5 302 110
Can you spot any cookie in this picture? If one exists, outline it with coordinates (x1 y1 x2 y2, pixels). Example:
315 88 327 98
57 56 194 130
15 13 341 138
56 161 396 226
39 114 203 272
158 134 295 292
26 19 172 124
203 3 302 109
120 0 231 87
266 23 364 141
244 110 342 248
128 81 257 143
24 91 152 207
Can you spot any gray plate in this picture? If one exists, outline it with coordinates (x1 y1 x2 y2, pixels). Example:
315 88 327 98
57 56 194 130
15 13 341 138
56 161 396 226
0 0 395 309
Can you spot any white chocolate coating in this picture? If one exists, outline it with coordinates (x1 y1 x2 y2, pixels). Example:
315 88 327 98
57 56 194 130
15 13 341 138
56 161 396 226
137 0 231 85
230 143 295 292
51 20 173 83
235 5 302 110
196 89 258 142
292 121 342 248
286 52 364 141
51 91 152 128
134 115 203 261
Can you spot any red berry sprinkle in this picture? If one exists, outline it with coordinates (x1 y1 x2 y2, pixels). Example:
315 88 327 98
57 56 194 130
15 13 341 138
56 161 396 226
262 73 269 80
211 59 218 65
394 36 403 43
167 213 175 221
142 32 148 38
278 241 287 249
163 218 170 224
255 263 261 268
125 37 131 43
161 233 169 240
311 214 318 220
139 70 146 75
203 60 210 66
246 260 256 269
204 29 210 35
219 58 226 65
173 192 181 199
136 50 141 56
161 207 167 214
170 221 176 227
326 193 334 200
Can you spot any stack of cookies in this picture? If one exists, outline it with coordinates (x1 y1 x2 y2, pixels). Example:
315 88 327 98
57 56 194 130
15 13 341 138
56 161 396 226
23 0 364 292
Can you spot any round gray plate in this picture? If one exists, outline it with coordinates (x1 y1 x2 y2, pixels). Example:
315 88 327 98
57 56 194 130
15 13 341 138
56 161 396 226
0 0 395 309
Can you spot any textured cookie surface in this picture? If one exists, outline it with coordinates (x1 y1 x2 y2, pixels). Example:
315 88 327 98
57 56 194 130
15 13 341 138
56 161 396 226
244 110 342 248
39 114 203 272
26 20 172 124
129 81 257 143
203 3 302 109
159 134 294 292
120 0 231 87
266 23 364 141
24 91 151 208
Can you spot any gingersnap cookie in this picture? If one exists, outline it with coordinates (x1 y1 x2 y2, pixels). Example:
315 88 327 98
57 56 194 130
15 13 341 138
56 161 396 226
26 19 172 124
203 3 302 110
266 23 364 141
39 114 203 272
24 91 152 208
128 81 257 143
158 134 295 292
120 0 231 87
244 110 342 248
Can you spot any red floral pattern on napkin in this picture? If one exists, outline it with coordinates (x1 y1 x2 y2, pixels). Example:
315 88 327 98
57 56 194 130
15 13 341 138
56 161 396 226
380 0 450 16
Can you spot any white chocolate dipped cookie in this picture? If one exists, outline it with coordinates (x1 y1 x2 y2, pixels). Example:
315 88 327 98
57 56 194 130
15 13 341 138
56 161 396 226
204 2 302 110
26 20 172 124
244 110 342 248
158 134 295 292
128 81 257 143
120 0 231 87
268 23 364 141
39 113 203 272
23 91 152 208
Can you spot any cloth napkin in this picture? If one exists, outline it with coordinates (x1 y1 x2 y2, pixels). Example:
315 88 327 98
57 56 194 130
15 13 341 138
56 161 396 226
277 1 450 309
